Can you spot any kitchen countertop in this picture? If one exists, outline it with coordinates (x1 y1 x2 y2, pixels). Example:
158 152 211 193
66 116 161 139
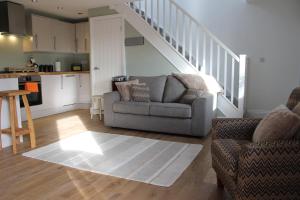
0 71 90 79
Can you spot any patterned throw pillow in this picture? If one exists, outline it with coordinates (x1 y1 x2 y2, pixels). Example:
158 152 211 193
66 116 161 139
130 84 150 102
252 105 300 143
115 79 139 101
180 89 205 104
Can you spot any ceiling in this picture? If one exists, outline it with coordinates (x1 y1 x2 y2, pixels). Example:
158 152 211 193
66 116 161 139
8 0 130 19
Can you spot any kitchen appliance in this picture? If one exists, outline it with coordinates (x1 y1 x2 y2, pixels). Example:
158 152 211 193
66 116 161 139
71 64 83 71
18 76 42 107
55 61 61 72
0 1 26 36
38 65 54 72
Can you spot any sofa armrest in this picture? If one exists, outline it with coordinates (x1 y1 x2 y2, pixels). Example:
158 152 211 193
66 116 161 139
191 93 213 137
212 118 261 140
237 140 300 199
103 91 121 126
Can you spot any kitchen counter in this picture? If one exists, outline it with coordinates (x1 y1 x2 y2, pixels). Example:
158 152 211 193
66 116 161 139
0 71 90 79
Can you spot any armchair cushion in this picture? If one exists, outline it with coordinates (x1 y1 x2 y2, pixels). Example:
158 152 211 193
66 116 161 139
212 139 250 178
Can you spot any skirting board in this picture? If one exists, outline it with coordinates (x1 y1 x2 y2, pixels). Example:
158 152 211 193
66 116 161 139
246 109 269 118
21 103 90 121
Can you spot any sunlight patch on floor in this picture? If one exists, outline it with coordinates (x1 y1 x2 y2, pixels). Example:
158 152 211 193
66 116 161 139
59 132 103 155
56 115 88 139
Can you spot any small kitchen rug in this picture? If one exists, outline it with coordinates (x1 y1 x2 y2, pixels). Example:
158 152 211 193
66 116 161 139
23 131 202 187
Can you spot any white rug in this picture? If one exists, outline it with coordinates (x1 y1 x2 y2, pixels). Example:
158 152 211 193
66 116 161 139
23 131 202 187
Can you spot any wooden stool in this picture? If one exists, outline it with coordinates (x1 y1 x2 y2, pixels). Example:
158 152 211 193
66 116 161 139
0 90 36 154
90 95 104 120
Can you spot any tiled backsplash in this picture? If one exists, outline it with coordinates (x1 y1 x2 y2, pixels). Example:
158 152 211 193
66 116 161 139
0 35 89 72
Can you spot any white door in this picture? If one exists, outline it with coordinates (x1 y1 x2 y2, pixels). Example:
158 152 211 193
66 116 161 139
90 15 125 96
78 74 91 104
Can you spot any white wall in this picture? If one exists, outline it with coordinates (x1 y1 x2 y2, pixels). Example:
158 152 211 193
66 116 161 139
174 0 300 116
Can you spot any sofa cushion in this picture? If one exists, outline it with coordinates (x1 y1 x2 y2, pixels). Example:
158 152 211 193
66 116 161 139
130 76 167 102
163 75 186 103
212 139 250 178
149 102 192 118
113 101 150 116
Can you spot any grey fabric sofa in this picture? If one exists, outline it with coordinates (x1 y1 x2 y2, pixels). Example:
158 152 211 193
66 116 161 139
104 75 213 137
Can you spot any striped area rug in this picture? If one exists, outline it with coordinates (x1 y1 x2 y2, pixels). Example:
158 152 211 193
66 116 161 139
23 131 202 187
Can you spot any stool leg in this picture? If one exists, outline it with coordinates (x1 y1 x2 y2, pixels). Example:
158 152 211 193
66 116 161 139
22 95 36 148
13 97 21 145
0 97 2 150
99 98 102 121
9 96 17 154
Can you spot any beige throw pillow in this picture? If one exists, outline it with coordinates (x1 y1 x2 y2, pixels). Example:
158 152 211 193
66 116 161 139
252 105 300 143
292 102 300 115
130 83 150 102
115 79 139 101
292 102 300 139
173 73 208 91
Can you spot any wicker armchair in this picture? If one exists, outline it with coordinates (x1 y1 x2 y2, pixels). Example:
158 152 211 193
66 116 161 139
211 87 300 200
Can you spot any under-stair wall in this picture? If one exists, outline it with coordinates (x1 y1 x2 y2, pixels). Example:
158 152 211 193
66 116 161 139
112 0 247 117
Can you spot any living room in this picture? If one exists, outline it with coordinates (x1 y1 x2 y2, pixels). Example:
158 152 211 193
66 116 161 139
0 0 299 199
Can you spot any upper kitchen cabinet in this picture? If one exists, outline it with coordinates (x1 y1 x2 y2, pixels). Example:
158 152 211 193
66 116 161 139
23 15 56 52
55 20 76 53
23 14 76 53
75 22 90 53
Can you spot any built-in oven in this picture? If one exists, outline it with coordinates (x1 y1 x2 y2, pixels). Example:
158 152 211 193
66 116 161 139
18 76 43 107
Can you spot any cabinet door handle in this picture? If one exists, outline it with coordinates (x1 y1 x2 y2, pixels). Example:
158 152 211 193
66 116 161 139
54 36 56 50
94 67 100 70
61 75 63 90
75 38 78 53
35 34 38 49
84 38 87 52
65 75 75 77
79 75 82 87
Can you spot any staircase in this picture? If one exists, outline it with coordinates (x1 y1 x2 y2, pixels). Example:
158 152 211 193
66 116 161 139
112 0 247 117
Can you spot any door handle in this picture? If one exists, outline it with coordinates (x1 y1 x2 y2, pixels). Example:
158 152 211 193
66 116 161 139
94 67 100 70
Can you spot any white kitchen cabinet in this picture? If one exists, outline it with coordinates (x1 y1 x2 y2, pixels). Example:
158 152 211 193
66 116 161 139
76 22 90 53
55 21 76 53
62 74 78 106
78 74 91 104
24 14 77 53
41 75 63 108
24 15 56 52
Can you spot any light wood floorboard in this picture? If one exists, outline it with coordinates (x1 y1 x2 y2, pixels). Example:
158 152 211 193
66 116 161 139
0 109 228 200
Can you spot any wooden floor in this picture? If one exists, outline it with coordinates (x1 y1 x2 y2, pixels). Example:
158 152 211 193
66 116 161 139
0 110 227 200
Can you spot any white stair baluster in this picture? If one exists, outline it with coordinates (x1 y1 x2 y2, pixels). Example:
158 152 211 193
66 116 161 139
217 45 220 81
188 19 193 63
175 8 179 50
209 38 213 75
224 52 228 98
157 0 160 33
182 15 186 57
231 57 235 103
202 32 207 73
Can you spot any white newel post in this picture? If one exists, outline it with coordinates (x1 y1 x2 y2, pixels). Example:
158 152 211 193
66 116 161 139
238 54 247 117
